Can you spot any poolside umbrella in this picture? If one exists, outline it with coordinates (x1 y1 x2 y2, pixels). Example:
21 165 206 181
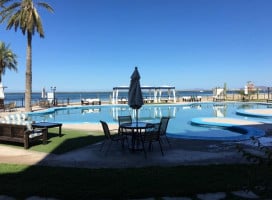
128 67 144 125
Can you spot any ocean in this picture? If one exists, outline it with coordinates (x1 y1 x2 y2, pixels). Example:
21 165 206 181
4 90 241 107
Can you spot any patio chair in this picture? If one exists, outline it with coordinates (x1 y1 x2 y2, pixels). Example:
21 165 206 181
4 101 16 112
154 117 171 147
100 120 127 154
140 123 164 158
118 115 132 135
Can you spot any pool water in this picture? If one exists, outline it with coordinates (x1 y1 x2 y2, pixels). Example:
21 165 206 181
28 102 271 140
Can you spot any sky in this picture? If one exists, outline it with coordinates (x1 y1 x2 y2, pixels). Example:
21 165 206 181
1 0 272 92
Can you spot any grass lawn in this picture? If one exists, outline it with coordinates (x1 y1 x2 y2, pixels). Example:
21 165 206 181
0 128 272 199
32 128 105 154
2 128 105 154
0 163 271 199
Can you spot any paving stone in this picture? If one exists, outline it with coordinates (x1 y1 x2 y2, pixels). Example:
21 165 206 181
25 196 59 200
197 192 226 200
163 197 192 200
232 190 259 199
0 195 16 200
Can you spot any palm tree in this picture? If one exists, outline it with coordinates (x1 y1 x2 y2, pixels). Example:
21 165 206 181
0 41 18 83
0 0 53 112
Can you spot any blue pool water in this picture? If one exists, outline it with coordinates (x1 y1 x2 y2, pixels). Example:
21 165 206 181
28 102 271 140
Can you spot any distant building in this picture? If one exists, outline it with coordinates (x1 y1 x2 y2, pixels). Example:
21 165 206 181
245 81 255 95
213 87 225 101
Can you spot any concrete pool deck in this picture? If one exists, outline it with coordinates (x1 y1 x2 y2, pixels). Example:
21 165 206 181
0 136 262 168
236 108 272 117
0 120 272 169
0 105 272 168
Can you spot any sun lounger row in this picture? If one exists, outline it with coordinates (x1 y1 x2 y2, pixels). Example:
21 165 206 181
0 101 17 112
117 98 128 104
81 98 101 105
182 96 202 102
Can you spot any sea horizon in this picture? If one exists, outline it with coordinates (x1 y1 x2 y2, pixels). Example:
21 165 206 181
4 89 268 107
5 88 246 94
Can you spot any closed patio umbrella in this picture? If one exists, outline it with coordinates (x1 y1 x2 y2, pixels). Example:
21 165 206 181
128 67 144 125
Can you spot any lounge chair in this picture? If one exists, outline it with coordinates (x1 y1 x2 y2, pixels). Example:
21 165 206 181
4 101 16 112
81 98 101 105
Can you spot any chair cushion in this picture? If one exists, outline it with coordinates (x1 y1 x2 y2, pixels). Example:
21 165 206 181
29 130 43 139
25 122 32 131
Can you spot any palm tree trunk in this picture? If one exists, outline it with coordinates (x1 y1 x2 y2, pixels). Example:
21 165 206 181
25 32 32 112
0 62 3 83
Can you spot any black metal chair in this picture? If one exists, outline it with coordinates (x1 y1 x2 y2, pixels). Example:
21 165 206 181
140 123 164 158
118 115 132 135
100 120 127 154
151 117 171 147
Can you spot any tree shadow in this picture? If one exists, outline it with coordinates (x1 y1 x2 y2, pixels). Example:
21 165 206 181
1 124 272 199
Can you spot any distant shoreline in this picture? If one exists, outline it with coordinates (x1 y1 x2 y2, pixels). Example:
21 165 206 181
3 89 249 94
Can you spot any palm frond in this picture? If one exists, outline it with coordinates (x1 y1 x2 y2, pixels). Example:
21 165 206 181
37 2 54 13
1 0 52 37
0 41 17 79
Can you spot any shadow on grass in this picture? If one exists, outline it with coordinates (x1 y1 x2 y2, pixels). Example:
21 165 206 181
1 163 272 199
1 125 272 199
28 128 105 155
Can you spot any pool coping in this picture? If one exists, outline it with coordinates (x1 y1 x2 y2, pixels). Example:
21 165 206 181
236 108 272 118
186 117 265 141
27 104 269 141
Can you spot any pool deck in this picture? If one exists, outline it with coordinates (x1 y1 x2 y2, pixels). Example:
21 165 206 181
236 108 272 117
0 120 272 169
0 123 272 169
0 135 263 168
0 105 272 168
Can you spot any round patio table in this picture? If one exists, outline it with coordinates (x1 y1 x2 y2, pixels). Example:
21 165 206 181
120 122 153 151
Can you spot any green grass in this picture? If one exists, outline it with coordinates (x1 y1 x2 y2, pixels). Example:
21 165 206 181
1 128 272 198
0 163 271 199
2 128 105 154
31 128 104 154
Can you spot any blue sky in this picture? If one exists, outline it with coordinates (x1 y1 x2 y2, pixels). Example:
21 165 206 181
1 0 272 92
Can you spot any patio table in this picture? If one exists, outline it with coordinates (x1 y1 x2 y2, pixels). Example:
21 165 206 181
120 122 153 151
32 122 62 137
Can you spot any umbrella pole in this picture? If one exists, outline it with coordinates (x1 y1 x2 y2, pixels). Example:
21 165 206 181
136 109 139 149
136 109 138 127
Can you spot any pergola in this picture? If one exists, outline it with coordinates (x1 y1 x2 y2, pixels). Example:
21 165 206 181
112 85 176 104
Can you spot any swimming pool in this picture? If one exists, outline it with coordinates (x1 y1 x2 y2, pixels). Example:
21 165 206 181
28 102 270 140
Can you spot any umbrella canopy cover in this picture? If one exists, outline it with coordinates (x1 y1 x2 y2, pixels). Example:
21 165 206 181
128 67 144 109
